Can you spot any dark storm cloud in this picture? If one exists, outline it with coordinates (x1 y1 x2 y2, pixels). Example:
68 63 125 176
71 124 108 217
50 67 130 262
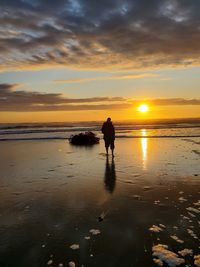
0 83 199 112
1 0 200 71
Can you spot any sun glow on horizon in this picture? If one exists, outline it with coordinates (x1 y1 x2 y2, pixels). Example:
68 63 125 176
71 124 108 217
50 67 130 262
137 104 149 113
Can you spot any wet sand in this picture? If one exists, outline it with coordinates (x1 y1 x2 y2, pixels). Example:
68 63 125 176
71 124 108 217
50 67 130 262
0 138 200 267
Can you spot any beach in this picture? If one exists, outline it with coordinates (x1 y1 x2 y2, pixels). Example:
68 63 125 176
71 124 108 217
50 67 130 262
0 133 200 267
1 0 200 265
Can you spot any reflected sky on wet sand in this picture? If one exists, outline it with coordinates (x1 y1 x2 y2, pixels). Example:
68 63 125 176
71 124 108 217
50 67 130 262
0 137 199 267
141 129 148 170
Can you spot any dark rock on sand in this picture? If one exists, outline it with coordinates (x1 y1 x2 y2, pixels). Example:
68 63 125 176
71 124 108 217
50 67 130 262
69 132 100 146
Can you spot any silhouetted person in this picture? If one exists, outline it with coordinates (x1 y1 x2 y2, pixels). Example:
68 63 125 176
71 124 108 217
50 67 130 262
104 156 116 194
101 118 115 157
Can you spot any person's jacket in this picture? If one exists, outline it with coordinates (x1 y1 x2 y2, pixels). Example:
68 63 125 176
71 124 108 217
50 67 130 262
101 122 115 139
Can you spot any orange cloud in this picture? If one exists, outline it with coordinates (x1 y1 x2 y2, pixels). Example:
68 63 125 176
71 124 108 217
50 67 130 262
1 83 200 112
54 73 158 83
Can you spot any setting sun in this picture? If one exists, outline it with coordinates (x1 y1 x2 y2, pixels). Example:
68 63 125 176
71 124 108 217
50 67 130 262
137 104 149 113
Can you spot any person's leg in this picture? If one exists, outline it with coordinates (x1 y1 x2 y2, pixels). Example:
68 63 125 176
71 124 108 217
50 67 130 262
104 139 109 155
111 140 115 157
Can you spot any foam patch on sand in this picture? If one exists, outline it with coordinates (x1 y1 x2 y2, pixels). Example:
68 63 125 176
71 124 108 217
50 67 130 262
159 224 166 229
170 235 184 244
47 260 53 265
68 261 76 267
188 212 196 218
178 197 187 202
70 244 79 250
187 229 198 239
182 216 189 220
194 255 200 267
194 200 200 207
143 186 152 191
89 229 101 235
152 244 185 267
178 249 193 257
149 225 164 233
132 195 141 200
189 225 194 229
186 207 200 214
153 258 163 266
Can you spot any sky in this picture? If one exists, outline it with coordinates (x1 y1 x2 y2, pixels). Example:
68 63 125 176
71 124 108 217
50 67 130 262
0 0 200 123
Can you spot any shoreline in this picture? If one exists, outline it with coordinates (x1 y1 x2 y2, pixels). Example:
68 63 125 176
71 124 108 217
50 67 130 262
0 135 200 142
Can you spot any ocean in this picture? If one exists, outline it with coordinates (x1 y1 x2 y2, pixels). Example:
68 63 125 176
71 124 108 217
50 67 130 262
0 118 200 141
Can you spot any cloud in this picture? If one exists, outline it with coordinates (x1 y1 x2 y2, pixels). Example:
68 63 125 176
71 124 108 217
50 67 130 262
54 73 158 83
128 98 200 107
150 98 200 106
0 83 126 111
0 83 199 112
1 1 200 71
0 83 19 90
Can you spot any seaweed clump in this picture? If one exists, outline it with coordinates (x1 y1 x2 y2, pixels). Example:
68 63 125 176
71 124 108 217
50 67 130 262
69 132 100 146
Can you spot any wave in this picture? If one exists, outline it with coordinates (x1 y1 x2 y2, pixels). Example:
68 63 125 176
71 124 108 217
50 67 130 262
0 127 98 136
0 119 199 141
0 125 200 136
0 118 200 131
0 135 200 142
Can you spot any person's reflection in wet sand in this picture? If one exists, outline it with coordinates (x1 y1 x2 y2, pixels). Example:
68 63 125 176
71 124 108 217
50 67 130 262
104 156 116 193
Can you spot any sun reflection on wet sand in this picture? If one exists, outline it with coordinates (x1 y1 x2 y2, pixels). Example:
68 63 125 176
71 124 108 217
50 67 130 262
141 129 148 170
